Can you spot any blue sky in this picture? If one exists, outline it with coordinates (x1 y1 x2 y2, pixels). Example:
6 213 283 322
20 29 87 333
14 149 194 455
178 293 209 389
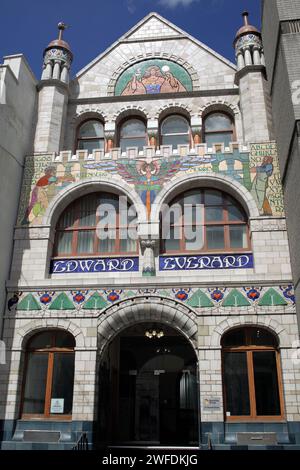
0 0 261 79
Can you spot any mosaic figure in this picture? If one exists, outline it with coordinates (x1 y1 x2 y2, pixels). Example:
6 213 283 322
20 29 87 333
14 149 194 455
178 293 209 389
250 155 273 214
121 65 187 95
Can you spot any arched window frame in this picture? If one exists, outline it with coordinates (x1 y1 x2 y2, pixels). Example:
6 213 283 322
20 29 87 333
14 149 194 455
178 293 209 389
53 192 138 258
76 119 105 152
118 116 148 152
159 114 191 149
21 330 75 420
161 188 251 254
221 327 285 422
202 111 236 147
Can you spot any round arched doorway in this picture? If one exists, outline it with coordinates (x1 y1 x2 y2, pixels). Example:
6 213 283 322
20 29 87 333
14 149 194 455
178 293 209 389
98 322 199 447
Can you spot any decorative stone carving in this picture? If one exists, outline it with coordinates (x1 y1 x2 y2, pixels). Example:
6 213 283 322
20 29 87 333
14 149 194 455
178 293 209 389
140 239 157 277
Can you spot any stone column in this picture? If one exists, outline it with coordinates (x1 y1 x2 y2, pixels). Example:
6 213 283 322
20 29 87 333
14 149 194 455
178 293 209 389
141 239 157 277
147 118 159 149
104 122 116 152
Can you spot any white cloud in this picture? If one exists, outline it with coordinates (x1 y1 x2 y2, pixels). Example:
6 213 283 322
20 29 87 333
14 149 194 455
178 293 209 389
158 0 199 8
126 0 136 14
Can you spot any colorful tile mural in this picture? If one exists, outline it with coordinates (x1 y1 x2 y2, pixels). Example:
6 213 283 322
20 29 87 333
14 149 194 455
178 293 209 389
114 59 193 96
9 285 295 312
17 142 284 226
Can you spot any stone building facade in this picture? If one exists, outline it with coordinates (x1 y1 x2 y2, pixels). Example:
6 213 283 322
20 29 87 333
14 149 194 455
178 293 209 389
262 0 300 332
0 12 300 450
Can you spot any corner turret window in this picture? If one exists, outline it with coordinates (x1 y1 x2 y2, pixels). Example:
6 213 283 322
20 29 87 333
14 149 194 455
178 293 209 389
160 115 190 148
203 112 234 147
119 118 147 152
77 120 104 152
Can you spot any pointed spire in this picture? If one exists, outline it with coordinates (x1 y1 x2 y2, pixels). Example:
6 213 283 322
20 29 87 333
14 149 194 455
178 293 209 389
242 11 249 26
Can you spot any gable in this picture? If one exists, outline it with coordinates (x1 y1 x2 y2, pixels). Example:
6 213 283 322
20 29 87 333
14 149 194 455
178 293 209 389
71 13 237 99
125 16 182 40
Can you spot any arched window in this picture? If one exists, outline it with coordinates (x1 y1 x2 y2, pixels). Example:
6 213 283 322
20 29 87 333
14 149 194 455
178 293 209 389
77 120 104 152
53 193 138 257
21 330 75 418
203 112 234 146
160 115 190 148
161 188 250 253
222 327 284 421
119 118 147 152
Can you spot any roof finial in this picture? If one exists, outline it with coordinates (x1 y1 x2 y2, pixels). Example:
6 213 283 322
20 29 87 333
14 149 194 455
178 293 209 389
242 11 249 26
57 22 68 41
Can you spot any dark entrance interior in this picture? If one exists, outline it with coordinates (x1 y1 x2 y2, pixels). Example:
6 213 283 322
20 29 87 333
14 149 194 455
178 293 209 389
98 322 199 446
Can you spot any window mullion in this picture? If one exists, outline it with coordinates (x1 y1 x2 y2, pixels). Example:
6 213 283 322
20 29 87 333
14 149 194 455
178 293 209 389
247 350 257 419
44 352 54 418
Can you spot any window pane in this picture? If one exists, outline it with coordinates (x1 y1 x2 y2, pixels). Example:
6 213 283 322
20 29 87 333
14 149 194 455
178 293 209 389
120 119 146 137
204 190 223 206
164 226 181 251
228 204 246 222
206 226 225 249
120 235 137 253
162 116 189 134
222 329 246 347
185 226 204 251
205 206 223 222
79 196 97 227
120 137 147 152
229 225 247 249
183 192 202 206
224 352 250 416
78 139 104 152
99 233 116 253
205 113 232 132
58 206 76 229
51 353 75 415
162 134 189 148
79 120 104 138
77 230 94 253
253 351 281 416
56 231 73 254
29 332 54 349
23 353 48 414
54 332 75 348
248 328 278 347
205 133 232 147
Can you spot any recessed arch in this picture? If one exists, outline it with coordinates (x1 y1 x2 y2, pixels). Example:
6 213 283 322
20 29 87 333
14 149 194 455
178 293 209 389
211 316 289 348
150 171 260 224
13 319 84 351
113 105 150 126
199 100 240 119
97 296 198 356
155 102 193 121
42 177 148 229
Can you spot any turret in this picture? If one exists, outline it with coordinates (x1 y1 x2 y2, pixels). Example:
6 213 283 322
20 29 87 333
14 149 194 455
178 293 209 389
234 12 273 142
234 12 265 70
41 22 73 83
34 23 72 153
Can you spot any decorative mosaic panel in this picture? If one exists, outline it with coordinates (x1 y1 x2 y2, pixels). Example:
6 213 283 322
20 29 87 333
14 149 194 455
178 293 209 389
17 142 284 226
114 59 193 96
8 285 295 312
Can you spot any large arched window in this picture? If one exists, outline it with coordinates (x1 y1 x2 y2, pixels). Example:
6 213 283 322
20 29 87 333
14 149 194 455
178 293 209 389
119 118 147 152
203 112 234 146
53 193 138 257
76 119 104 152
21 331 75 419
222 327 284 421
160 115 190 148
162 188 250 253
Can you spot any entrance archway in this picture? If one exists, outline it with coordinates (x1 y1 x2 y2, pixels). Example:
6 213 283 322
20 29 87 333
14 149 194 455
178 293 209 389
98 322 199 446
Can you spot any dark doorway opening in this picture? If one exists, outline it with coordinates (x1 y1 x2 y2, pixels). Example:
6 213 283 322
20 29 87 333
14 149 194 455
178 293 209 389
98 322 199 446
